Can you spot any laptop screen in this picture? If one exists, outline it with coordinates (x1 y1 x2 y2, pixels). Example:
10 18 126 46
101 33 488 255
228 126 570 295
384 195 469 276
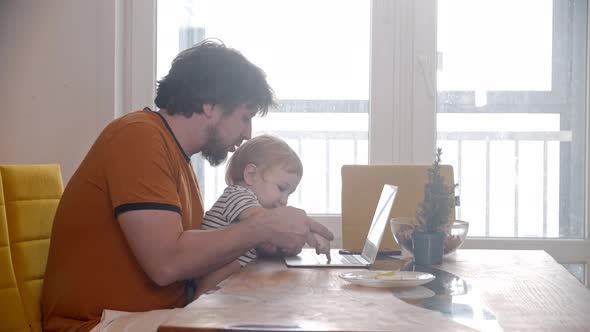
361 184 398 262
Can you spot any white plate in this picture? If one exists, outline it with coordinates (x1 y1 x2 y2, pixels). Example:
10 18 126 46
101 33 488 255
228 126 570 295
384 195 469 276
339 270 436 288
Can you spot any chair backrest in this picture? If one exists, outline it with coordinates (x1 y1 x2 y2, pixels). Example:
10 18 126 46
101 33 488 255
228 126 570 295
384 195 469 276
341 164 455 251
0 165 63 332
0 170 29 332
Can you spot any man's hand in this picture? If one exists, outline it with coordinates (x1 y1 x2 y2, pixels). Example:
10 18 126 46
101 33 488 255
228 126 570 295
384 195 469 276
277 246 303 257
308 218 334 241
247 208 335 259
306 232 331 262
307 232 331 255
306 218 333 262
264 207 311 254
256 242 280 257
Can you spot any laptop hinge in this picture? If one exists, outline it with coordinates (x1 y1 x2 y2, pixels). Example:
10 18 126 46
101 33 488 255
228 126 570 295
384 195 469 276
359 255 371 265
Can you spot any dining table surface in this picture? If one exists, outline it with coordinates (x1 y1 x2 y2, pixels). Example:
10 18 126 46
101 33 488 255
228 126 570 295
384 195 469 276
158 249 590 332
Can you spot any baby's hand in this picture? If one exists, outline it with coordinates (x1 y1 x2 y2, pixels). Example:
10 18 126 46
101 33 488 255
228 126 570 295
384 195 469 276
307 232 331 261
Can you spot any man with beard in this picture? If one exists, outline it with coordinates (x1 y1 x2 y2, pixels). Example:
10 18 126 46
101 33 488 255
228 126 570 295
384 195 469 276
42 40 334 332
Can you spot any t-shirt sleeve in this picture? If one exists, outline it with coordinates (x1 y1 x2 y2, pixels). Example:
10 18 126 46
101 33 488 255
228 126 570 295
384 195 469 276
202 187 260 229
202 186 260 266
222 188 261 223
104 122 182 216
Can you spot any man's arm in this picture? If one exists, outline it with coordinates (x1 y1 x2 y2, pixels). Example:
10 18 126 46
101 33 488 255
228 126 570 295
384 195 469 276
118 206 315 286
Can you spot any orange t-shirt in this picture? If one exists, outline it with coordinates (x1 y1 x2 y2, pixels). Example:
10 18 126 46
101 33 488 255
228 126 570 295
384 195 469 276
42 109 203 332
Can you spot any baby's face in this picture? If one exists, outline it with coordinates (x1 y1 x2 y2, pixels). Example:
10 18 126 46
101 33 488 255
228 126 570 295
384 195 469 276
249 166 301 209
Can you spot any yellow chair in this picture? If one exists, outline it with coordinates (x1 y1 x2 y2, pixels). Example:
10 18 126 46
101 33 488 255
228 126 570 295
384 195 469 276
0 165 63 332
341 164 455 251
0 170 28 332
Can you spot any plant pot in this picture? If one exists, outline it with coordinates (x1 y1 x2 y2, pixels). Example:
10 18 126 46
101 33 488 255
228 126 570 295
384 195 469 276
412 231 445 265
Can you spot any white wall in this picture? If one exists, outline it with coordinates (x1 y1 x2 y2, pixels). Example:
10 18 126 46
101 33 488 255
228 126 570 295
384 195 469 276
0 0 154 183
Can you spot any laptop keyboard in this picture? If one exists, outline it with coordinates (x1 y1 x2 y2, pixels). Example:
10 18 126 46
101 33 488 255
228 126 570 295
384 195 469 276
331 253 363 265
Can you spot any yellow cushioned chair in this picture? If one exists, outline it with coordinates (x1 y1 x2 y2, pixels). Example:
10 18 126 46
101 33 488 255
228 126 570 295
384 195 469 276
0 170 28 332
0 165 63 332
341 164 455 251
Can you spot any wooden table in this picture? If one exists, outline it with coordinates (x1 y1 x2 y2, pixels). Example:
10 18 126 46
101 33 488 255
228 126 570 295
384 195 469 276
159 250 590 331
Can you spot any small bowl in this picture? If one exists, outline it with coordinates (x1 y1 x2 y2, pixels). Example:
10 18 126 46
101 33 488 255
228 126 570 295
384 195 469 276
390 218 469 256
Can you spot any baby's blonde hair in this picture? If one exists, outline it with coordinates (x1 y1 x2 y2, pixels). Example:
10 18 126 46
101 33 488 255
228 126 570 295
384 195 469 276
225 134 303 185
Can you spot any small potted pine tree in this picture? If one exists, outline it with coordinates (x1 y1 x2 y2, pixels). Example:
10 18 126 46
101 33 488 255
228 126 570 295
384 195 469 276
413 148 456 265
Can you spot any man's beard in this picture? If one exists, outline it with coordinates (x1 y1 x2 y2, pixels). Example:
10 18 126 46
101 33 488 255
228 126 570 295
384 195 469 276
200 125 229 166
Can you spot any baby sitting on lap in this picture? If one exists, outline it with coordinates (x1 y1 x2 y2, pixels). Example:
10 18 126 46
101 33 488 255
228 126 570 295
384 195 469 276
196 134 330 297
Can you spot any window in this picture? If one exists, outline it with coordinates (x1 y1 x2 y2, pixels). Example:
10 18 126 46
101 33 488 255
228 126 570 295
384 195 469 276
152 0 589 285
437 0 587 240
435 0 589 285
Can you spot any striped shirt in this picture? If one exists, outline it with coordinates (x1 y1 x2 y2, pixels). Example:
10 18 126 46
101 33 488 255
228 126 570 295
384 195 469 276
202 185 261 266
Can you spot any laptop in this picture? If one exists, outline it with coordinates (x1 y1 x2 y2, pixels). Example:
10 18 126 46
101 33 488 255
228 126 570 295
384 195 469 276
284 184 398 268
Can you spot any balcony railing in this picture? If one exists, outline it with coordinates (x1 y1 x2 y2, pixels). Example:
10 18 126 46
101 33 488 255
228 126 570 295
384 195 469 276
199 130 368 214
438 130 573 238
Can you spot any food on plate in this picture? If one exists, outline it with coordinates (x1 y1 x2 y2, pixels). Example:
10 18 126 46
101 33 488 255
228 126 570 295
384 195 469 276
375 271 398 280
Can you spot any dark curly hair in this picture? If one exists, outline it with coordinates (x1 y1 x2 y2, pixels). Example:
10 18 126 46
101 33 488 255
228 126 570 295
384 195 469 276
155 39 276 117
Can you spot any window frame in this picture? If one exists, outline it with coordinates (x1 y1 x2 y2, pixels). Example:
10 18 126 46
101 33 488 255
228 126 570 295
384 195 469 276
424 0 588 282
437 0 587 241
